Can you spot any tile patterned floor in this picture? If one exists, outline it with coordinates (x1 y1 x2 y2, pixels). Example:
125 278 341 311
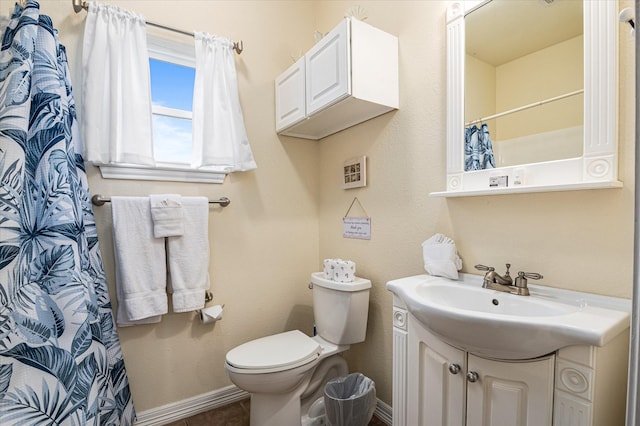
163 398 387 425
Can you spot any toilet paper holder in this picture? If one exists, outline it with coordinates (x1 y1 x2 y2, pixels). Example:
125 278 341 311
197 292 224 324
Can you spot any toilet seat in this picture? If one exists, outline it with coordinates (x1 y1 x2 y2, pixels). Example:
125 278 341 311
226 330 321 374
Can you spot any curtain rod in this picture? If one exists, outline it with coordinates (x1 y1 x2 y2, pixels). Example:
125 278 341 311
91 194 231 207
465 89 584 127
71 0 244 54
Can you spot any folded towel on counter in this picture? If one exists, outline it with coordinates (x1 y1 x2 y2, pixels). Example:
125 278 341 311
150 194 184 237
167 197 211 312
111 197 168 326
422 233 463 279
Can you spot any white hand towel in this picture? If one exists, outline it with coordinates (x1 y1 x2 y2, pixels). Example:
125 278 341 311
167 197 210 312
150 194 184 237
422 233 463 279
111 196 168 326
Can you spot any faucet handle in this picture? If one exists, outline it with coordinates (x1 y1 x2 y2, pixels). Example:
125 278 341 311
475 264 494 272
520 272 543 280
515 271 543 288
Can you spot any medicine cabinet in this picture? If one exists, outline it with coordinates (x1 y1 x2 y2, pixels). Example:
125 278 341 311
275 18 398 140
432 0 621 197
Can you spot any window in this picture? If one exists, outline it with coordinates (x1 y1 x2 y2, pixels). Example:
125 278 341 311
149 58 195 165
98 35 225 183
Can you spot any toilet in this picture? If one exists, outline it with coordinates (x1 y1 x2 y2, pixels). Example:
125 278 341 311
225 272 371 426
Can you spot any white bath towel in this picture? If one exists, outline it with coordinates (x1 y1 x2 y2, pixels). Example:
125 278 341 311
150 194 184 237
111 196 168 326
167 197 211 312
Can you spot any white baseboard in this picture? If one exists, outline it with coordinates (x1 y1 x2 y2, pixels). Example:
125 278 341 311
374 398 393 425
134 385 393 426
134 385 249 426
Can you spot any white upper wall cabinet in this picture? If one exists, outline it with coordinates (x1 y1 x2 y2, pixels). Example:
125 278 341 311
306 20 351 116
275 58 306 131
275 18 399 140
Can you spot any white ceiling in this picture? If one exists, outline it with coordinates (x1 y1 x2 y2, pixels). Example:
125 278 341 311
465 0 583 67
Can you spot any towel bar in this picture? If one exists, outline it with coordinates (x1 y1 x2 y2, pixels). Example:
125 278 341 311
90 194 230 207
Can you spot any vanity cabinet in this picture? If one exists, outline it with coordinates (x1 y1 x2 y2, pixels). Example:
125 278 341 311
466 354 554 426
275 17 398 140
392 304 629 426
406 314 554 426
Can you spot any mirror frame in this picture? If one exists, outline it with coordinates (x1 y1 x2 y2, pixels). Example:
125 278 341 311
433 0 621 197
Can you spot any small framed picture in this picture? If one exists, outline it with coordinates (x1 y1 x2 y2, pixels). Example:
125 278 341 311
343 156 367 189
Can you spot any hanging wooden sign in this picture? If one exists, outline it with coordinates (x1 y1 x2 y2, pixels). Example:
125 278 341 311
342 216 371 240
342 197 371 240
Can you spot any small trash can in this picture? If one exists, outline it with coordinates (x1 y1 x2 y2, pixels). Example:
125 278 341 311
323 373 376 426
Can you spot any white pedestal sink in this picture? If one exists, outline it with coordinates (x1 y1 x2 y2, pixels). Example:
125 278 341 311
386 273 631 360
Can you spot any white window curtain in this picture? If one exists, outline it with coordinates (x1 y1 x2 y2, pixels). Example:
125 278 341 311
192 32 257 172
81 2 155 167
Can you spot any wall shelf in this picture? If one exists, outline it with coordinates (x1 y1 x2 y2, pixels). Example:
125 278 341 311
430 180 623 198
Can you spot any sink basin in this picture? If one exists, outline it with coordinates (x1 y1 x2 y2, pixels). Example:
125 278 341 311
416 284 580 317
387 273 630 360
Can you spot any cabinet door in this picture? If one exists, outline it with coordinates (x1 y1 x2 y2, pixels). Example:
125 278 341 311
305 19 350 116
275 57 306 131
408 318 465 426
466 354 554 426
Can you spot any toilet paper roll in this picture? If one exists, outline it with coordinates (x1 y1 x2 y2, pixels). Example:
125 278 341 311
333 259 356 282
323 259 356 282
323 259 334 279
200 305 224 324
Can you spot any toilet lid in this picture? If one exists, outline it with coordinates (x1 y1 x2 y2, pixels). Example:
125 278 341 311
226 330 321 371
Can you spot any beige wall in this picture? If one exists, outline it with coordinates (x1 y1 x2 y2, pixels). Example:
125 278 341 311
6 0 634 415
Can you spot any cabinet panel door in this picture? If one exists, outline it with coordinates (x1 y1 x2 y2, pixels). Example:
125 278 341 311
408 318 465 426
466 354 554 426
305 19 350 116
275 58 305 131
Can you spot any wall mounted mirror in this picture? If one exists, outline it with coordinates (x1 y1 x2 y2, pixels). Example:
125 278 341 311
434 0 621 197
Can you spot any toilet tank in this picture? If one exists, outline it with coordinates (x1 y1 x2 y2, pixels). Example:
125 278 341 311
310 272 371 345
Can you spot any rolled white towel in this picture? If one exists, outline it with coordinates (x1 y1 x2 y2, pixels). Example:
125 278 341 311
422 233 462 279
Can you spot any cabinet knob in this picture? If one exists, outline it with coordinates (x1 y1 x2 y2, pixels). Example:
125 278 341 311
448 363 461 375
466 371 479 383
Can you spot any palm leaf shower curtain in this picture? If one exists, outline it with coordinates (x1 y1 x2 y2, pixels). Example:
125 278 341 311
0 1 135 424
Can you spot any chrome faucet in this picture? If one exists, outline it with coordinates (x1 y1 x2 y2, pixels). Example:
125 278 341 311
474 264 542 296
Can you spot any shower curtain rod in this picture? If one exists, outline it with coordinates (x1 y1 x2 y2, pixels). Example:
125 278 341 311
465 89 584 127
71 0 244 54
91 194 231 207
